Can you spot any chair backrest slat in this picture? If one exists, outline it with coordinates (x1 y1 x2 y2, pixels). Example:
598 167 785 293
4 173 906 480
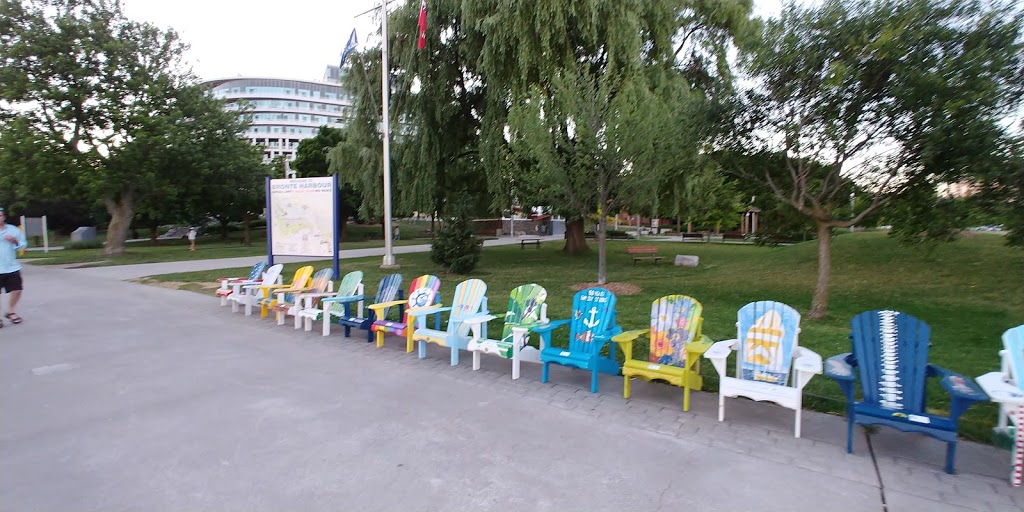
1002 325 1024 391
501 284 548 344
850 310 931 413
372 274 403 319
736 301 800 386
648 295 703 367
404 275 441 324
568 287 617 354
446 279 487 335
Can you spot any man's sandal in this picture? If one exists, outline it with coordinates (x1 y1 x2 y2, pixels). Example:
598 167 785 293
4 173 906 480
5 313 22 324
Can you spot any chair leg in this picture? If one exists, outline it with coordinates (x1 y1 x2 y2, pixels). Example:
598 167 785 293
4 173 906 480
512 354 520 380
375 330 385 348
406 332 415 353
718 394 725 422
945 441 957 475
418 339 427 359
541 362 550 383
451 346 459 366
590 369 599 393
623 375 631 399
846 417 855 454
323 317 331 337
794 407 802 438
472 350 481 372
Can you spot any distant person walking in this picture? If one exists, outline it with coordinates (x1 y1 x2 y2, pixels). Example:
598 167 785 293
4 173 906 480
0 207 28 326
393 225 400 241
187 227 197 252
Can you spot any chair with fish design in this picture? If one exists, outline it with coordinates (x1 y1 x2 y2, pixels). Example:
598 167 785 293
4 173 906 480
977 324 1024 486
613 295 712 411
463 284 549 380
535 287 623 393
705 301 822 437
825 310 988 474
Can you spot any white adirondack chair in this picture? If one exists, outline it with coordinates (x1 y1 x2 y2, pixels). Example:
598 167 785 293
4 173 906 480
705 301 823 437
226 264 283 314
215 261 266 306
977 325 1024 487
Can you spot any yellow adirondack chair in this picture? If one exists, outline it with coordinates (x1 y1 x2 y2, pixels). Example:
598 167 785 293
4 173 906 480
612 295 712 411
269 268 334 328
244 265 314 318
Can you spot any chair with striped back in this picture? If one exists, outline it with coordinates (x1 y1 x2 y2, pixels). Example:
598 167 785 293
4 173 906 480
245 265 313 318
535 287 623 393
826 310 988 474
270 268 334 328
296 271 365 334
368 275 442 351
977 325 1024 486
706 301 822 437
613 295 712 411
215 261 267 306
411 278 489 366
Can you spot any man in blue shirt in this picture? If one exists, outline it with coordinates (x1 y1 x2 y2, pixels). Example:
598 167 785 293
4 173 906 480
0 207 27 326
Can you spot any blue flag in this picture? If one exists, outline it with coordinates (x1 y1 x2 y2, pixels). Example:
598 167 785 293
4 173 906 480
339 29 358 69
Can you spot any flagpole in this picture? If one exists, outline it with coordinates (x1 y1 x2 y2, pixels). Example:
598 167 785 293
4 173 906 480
379 0 397 268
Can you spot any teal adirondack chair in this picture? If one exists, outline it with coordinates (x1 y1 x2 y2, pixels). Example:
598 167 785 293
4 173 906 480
977 324 1024 486
323 273 402 341
410 278 489 365
295 271 364 334
535 287 623 393
215 261 267 306
825 310 988 474
464 284 549 380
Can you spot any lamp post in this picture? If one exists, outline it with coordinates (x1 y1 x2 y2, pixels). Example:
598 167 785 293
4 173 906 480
379 0 397 268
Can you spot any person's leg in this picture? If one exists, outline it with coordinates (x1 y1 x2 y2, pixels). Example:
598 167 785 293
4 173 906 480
3 271 21 322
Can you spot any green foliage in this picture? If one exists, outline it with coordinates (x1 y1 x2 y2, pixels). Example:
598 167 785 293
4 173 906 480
65 239 103 250
430 199 481 274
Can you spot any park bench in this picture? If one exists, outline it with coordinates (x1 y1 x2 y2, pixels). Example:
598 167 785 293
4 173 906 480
721 232 747 243
520 238 542 249
682 232 706 242
627 245 663 265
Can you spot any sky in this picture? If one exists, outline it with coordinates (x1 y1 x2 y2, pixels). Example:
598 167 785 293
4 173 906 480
119 0 784 83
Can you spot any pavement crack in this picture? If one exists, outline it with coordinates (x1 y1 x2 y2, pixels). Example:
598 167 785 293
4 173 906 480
654 480 672 512
865 431 889 512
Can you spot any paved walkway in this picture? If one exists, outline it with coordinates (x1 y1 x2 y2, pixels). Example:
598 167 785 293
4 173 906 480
1 263 1021 511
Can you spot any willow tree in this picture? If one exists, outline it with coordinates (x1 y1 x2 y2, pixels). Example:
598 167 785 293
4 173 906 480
730 0 1024 318
330 0 488 225
463 1 751 268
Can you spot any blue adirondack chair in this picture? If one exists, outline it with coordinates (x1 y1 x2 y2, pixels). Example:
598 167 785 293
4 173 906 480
322 273 402 342
535 287 623 393
410 278 489 365
215 261 267 306
825 310 988 474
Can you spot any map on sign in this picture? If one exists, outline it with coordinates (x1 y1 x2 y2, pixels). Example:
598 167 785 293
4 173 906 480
269 177 335 257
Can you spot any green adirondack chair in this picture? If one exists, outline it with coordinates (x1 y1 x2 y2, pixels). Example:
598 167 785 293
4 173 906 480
613 295 712 411
295 271 364 334
463 284 549 379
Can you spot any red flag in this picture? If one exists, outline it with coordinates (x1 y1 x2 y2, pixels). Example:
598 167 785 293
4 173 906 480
417 0 427 49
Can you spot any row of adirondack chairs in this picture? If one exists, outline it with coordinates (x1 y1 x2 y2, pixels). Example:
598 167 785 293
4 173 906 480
213 261 1024 484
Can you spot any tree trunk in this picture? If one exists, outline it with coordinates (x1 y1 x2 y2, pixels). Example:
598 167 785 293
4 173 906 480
597 213 607 285
339 216 348 242
217 215 231 241
563 218 589 254
103 195 135 255
149 225 159 245
809 221 833 319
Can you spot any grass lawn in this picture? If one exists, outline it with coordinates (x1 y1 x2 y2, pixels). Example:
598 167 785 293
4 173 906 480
145 231 1023 443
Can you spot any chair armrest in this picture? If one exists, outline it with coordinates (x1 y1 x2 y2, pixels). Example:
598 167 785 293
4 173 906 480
244 283 290 292
277 286 315 294
686 335 714 357
367 300 407 312
931 365 988 403
611 329 649 344
461 314 497 327
976 372 1024 404
408 305 450 318
824 353 855 381
321 294 365 304
294 291 337 300
531 319 570 334
216 277 242 282
793 346 823 375
704 339 738 377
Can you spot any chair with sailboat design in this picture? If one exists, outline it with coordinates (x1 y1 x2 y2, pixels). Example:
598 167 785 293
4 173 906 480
705 300 822 437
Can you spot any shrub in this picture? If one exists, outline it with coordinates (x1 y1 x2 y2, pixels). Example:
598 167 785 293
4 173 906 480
430 199 481 274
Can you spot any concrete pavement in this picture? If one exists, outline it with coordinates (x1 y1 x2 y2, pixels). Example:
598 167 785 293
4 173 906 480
1 263 1021 511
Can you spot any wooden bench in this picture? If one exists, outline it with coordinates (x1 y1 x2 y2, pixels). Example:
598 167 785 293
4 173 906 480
520 238 542 249
681 232 706 242
627 246 663 265
721 232 747 243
